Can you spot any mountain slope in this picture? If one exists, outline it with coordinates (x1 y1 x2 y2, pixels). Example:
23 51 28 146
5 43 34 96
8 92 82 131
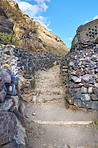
0 0 69 56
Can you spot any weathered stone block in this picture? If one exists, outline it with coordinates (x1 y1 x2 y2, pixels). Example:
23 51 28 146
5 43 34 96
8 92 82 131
81 94 91 101
74 99 82 107
95 83 98 88
69 61 74 66
91 102 98 110
92 88 98 96
81 86 87 93
62 66 68 69
74 92 82 99
62 69 68 72
71 76 81 83
82 76 90 82
85 102 92 109
91 94 98 101
88 87 93 93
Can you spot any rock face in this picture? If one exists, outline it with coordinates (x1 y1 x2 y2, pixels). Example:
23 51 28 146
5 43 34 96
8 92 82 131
0 8 13 34
61 20 98 111
34 21 69 55
0 0 69 56
0 111 27 148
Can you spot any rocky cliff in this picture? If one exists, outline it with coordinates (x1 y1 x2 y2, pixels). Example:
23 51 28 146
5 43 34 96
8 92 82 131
0 0 69 56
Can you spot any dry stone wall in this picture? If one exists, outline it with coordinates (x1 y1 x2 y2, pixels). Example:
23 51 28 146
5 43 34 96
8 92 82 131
0 43 58 147
61 41 98 111
0 43 58 93
0 43 58 76
61 19 98 111
72 19 98 49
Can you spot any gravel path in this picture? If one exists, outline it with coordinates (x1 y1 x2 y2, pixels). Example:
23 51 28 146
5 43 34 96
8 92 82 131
25 65 98 148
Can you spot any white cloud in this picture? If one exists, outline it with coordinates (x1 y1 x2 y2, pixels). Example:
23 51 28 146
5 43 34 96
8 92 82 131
34 16 50 28
65 37 73 41
69 37 73 40
17 1 40 17
14 0 51 28
93 15 98 20
35 0 51 3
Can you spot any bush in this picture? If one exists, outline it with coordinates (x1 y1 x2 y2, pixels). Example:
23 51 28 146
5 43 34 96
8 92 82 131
0 32 19 46
94 119 98 125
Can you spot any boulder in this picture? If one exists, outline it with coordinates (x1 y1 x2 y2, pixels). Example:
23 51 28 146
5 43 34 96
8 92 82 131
0 111 27 148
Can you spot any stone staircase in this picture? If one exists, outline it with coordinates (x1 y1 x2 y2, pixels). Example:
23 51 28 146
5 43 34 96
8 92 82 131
32 65 65 103
25 65 98 148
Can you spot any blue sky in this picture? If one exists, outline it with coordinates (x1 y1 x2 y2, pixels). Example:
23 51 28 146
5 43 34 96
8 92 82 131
14 0 98 48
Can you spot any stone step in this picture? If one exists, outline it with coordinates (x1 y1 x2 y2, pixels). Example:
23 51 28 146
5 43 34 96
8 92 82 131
25 111 98 148
70 144 98 148
37 94 64 102
35 89 65 95
33 120 93 125
25 99 98 122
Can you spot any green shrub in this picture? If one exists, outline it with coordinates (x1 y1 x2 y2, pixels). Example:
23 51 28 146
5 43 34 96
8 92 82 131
0 32 19 46
94 119 98 125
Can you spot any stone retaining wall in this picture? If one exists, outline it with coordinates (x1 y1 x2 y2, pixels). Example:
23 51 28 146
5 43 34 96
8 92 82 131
61 42 98 111
0 43 58 76
0 43 58 147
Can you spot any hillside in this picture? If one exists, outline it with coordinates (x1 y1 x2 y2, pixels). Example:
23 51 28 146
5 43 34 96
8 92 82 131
0 0 69 56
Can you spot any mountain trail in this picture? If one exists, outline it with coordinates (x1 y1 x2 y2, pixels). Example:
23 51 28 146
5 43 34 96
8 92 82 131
24 65 98 148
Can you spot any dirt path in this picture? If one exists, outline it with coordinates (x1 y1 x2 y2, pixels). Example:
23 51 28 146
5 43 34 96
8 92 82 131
25 65 98 148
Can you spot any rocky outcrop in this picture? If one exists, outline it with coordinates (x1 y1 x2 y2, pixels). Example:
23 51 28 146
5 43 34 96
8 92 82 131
34 21 69 55
61 20 98 111
0 8 13 34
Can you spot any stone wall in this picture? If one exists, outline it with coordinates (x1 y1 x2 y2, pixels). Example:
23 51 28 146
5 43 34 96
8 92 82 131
61 41 98 111
0 43 58 93
72 19 98 50
0 43 58 147
0 43 58 76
